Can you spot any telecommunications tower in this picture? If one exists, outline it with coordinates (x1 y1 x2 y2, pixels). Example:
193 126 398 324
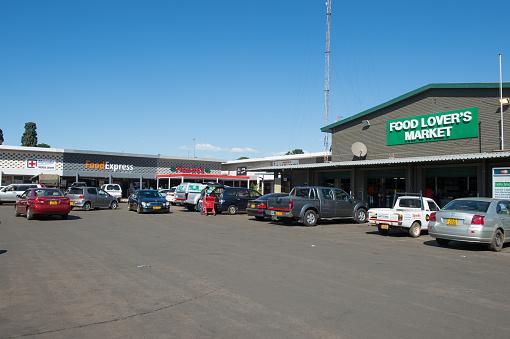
324 0 331 163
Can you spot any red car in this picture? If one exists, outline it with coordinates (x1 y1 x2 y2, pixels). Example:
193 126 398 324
15 188 71 220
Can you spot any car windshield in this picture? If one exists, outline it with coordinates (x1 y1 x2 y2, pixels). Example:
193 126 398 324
443 200 490 213
140 191 161 198
35 189 63 197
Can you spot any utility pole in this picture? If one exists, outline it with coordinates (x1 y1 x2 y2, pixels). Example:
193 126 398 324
324 0 331 163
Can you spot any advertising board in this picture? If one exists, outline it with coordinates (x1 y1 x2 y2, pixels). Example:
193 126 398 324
387 107 479 146
493 167 510 199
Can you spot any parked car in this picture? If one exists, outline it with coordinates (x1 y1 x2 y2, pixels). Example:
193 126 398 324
368 195 440 237
205 183 262 215
66 187 118 210
175 182 208 211
266 186 369 226
101 184 123 200
165 186 177 205
14 188 71 220
70 182 87 187
247 193 288 220
127 189 170 214
429 197 510 252
0 183 45 204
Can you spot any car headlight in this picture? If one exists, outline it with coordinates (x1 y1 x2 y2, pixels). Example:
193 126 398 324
165 202 170 206
141 202 147 207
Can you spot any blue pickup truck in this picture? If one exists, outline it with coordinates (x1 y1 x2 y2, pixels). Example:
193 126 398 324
266 186 369 226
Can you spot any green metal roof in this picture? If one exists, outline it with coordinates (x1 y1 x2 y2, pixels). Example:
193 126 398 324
321 82 510 132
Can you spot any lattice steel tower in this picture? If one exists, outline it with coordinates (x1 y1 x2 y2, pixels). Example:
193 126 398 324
324 0 331 163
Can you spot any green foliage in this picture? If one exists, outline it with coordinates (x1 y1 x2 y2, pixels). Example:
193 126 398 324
250 182 262 194
0 129 3 145
237 157 249 160
21 122 38 147
37 143 51 148
285 149 304 155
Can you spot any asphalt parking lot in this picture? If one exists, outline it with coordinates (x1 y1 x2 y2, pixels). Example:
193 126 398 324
1 203 509 339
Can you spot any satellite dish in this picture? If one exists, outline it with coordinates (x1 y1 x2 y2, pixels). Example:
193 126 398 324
351 142 367 158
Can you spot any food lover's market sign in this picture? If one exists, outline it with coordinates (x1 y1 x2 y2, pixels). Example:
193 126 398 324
387 107 478 146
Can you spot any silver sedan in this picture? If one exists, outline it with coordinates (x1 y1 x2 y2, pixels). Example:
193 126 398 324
429 197 510 252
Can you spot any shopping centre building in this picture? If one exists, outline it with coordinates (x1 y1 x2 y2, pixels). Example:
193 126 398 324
253 82 510 207
0 145 326 198
2 82 510 206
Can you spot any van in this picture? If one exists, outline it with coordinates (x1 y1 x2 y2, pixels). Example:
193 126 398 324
217 187 262 215
202 182 261 215
175 182 207 211
0 184 45 203
101 184 123 200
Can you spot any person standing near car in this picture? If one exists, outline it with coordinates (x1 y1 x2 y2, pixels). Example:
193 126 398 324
199 187 208 214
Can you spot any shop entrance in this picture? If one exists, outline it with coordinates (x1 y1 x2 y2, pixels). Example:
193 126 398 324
321 171 351 193
367 169 406 208
425 167 477 208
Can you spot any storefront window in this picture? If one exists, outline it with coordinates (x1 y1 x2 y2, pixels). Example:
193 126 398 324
321 172 350 192
367 169 406 208
425 167 477 207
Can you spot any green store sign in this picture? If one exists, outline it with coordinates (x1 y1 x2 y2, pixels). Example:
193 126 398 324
387 107 479 146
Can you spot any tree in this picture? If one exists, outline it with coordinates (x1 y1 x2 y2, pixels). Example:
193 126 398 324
237 157 249 160
37 143 50 148
0 129 3 145
285 149 304 155
21 122 38 147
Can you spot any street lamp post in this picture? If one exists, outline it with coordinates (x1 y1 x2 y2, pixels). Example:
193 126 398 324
500 54 504 150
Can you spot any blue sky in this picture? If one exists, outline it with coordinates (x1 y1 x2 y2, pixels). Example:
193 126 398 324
1 0 509 160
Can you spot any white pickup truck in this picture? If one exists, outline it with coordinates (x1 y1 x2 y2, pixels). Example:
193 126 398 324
368 196 440 237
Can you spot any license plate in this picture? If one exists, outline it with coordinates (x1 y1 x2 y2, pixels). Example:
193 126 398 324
153 206 161 209
276 212 282 216
70 202 74 205
251 204 255 208
447 218 457 225
50 201 57 205
380 224 389 229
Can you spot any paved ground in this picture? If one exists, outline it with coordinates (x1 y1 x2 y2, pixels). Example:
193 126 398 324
1 203 509 339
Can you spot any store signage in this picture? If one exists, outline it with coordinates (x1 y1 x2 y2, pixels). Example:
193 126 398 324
170 166 211 174
237 166 247 176
493 168 510 199
26 158 56 170
85 160 134 172
272 160 299 166
387 107 478 146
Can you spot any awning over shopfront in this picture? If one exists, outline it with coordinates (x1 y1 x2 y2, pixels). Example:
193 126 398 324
156 173 250 183
252 151 510 171
156 173 250 181
30 174 60 187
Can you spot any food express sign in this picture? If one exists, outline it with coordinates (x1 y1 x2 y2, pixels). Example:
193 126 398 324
387 107 478 146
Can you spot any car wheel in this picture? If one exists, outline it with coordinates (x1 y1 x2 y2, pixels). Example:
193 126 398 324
377 226 389 235
488 229 504 252
436 238 450 246
195 202 201 212
61 214 68 220
127 202 132 211
14 205 20 217
26 207 34 220
409 221 421 238
354 208 367 223
303 210 318 227
137 204 142 214
255 216 265 221
110 201 118 209
227 205 237 215
83 202 91 211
